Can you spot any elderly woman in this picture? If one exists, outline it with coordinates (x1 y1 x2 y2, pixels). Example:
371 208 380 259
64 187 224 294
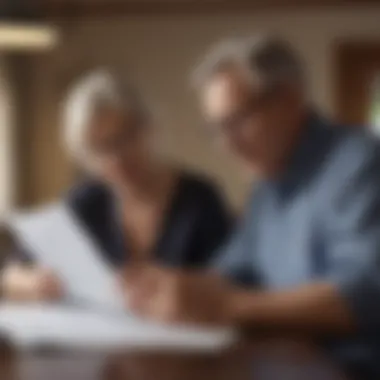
1 70 231 301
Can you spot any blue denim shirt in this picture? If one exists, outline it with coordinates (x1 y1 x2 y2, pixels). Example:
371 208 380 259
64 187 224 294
216 115 380 379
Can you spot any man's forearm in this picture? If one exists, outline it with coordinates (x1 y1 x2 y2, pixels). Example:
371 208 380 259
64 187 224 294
229 282 355 335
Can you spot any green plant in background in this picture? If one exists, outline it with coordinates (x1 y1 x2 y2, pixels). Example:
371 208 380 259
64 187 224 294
369 77 380 132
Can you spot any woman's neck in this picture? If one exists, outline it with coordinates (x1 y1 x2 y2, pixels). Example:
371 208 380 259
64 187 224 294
116 163 175 205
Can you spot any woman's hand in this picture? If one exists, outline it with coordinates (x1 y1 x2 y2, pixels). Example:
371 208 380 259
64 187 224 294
1 264 63 302
120 265 234 326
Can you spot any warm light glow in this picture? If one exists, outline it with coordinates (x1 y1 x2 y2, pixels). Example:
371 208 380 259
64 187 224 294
0 23 59 50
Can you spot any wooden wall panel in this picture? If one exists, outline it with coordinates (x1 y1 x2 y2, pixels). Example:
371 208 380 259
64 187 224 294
31 0 380 18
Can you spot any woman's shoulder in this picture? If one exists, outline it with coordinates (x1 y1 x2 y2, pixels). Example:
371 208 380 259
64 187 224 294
179 170 221 194
64 179 111 213
177 170 228 207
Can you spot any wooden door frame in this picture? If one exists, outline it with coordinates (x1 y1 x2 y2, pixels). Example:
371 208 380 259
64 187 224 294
334 40 380 125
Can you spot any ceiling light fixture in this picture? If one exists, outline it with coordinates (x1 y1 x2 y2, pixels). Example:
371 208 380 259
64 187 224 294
0 22 59 50
0 0 59 51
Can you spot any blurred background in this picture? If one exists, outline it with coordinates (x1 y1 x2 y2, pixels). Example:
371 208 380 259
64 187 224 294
1 0 380 219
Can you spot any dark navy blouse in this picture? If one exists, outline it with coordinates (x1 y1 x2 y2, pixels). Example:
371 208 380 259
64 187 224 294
59 172 231 269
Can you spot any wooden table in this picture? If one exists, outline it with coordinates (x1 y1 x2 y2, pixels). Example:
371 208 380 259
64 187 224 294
0 340 253 380
0 338 348 380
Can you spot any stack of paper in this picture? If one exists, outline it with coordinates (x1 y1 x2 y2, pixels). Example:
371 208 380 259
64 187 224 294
0 304 236 353
2 203 237 353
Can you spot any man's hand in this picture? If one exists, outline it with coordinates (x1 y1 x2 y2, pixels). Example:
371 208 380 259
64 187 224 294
121 266 235 326
120 266 355 335
1 264 63 302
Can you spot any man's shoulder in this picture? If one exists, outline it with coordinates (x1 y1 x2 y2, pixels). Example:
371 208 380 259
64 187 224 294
324 124 380 178
318 124 380 205
333 125 380 156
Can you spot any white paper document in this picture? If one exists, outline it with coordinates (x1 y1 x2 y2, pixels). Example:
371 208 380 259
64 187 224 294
0 304 236 353
2 203 237 353
7 203 124 312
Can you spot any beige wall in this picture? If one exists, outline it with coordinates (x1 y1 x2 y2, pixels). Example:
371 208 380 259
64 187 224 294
27 6 380 208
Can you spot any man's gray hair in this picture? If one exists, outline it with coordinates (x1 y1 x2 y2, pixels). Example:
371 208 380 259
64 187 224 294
63 69 148 159
192 35 305 92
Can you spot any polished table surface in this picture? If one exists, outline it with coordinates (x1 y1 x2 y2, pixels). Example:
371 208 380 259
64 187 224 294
0 340 253 380
0 339 349 380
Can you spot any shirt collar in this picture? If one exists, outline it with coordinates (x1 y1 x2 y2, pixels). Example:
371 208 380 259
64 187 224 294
269 111 335 199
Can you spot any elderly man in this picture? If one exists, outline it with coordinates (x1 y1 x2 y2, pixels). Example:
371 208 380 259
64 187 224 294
124 35 380 380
